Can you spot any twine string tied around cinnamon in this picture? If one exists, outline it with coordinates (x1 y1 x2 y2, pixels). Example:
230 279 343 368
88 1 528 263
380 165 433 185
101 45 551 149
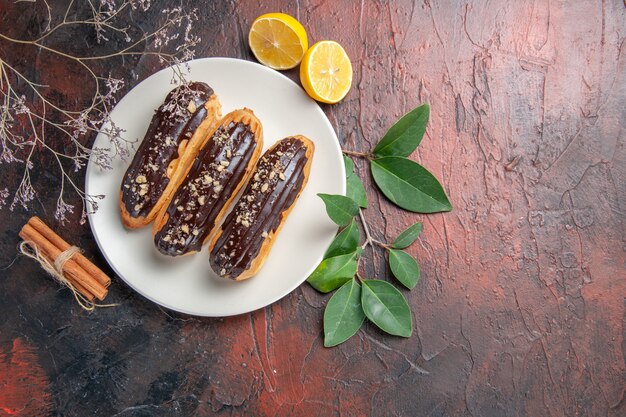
18 241 117 311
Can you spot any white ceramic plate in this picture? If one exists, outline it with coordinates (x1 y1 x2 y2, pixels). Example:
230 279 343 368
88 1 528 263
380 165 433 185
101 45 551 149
86 58 344 316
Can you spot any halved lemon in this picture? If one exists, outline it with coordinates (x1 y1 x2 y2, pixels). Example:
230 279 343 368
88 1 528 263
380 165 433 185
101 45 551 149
248 13 308 70
300 41 353 104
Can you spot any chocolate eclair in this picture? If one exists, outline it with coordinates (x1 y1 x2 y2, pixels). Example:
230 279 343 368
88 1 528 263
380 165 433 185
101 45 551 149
153 109 264 256
209 135 315 281
120 82 222 229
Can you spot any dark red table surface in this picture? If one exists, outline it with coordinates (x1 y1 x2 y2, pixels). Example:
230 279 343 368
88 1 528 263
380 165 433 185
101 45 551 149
1 1 625 416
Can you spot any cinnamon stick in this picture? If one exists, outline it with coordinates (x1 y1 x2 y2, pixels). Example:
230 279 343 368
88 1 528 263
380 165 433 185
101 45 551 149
19 230 96 301
19 223 108 301
28 216 111 288
30 247 96 302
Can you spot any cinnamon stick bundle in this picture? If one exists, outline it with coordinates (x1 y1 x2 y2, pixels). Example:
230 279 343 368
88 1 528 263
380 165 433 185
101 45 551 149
19 216 111 302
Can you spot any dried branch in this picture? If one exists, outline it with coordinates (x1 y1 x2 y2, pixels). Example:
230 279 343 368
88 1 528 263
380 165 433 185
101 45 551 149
0 0 200 223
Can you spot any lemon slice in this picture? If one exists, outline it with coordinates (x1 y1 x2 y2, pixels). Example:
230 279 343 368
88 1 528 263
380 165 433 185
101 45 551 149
300 41 353 104
248 13 308 70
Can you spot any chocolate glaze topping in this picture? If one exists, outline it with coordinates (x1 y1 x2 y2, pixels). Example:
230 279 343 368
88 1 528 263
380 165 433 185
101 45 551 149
210 137 310 279
155 121 259 256
121 82 213 218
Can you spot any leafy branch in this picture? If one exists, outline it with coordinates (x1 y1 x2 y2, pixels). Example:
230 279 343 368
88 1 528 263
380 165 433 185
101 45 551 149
307 104 452 347
0 0 199 223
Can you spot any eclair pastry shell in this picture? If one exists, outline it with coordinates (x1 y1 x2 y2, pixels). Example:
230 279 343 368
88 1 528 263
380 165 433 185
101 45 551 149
152 108 264 256
120 93 222 229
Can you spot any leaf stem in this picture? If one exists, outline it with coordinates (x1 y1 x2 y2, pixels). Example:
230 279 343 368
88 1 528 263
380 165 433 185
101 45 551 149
358 209 391 250
371 238 391 250
359 209 373 250
343 149 372 159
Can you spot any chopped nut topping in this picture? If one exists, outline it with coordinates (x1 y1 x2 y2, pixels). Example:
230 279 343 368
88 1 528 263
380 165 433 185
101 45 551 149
216 165 224 172
262 231 269 238
279 173 286 180
254 173 260 181
276 151 284 156
134 204 142 212
241 219 250 227
269 171 276 180
187 100 197 113
185 131 193 138
220 268 226 276
261 183 269 193
192 229 199 236
198 195 206 206
177 205 184 212
213 185 222 193
181 224 189 234
162 235 171 242
247 195 255 202
214 131 229 143
213 180 220 187
226 149 232 158
136 175 147 184
220 160 230 167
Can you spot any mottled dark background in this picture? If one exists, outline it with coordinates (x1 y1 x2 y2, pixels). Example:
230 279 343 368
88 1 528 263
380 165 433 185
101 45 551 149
1 1 625 416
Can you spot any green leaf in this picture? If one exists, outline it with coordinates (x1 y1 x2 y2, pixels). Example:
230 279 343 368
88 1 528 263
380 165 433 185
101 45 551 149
325 219 361 258
361 280 413 337
392 222 423 249
307 251 358 293
318 193 359 226
373 104 430 157
370 157 452 213
324 279 365 347
389 249 421 289
346 173 368 208
343 155 368 208
343 154 354 174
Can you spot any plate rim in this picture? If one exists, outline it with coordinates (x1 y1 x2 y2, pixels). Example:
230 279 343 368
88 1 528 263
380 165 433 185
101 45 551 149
85 57 345 317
